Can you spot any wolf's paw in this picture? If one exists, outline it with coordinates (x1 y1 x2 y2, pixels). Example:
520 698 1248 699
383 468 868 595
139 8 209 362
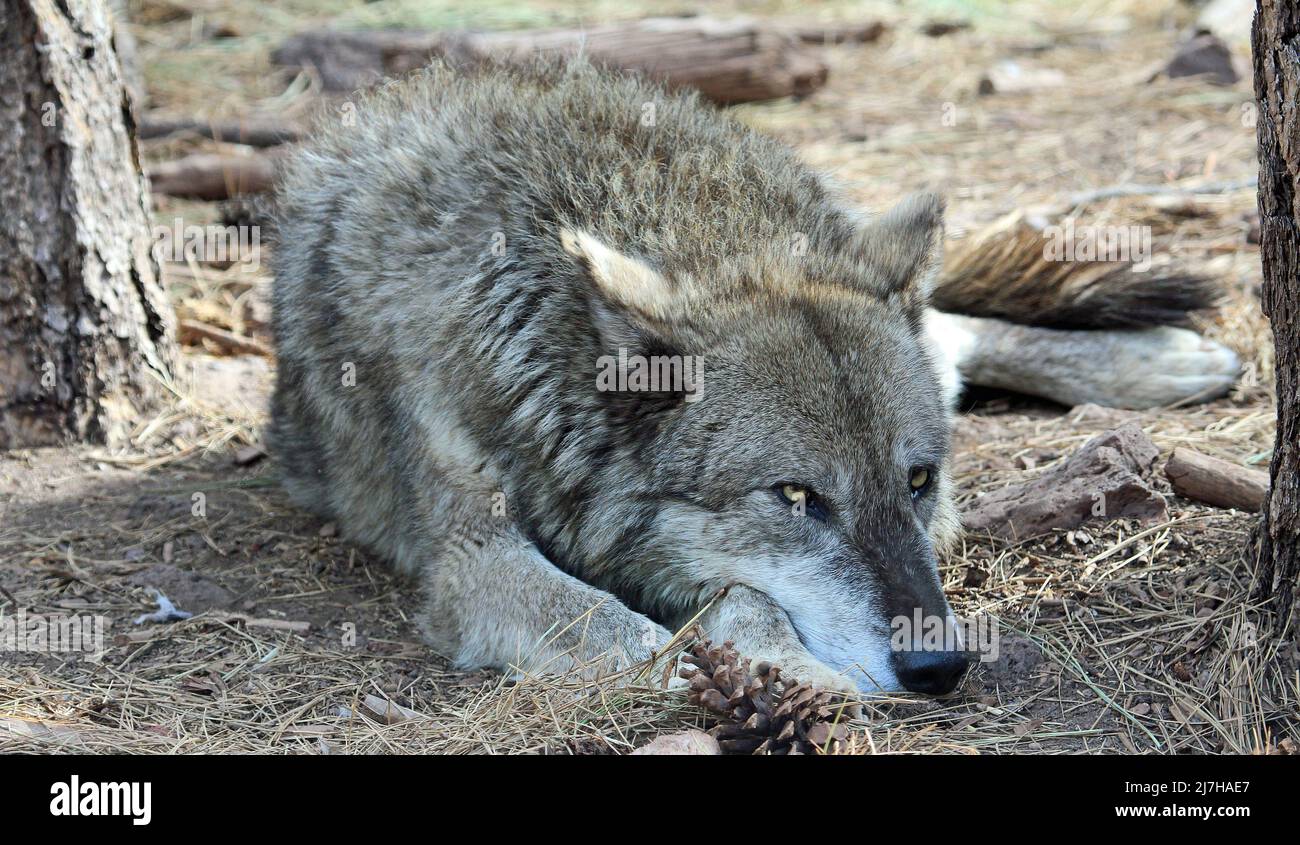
777 659 862 714
1075 327 1240 409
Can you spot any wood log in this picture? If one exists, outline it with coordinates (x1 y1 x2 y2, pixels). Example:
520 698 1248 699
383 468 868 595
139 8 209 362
1164 447 1269 512
147 152 279 200
138 115 303 147
272 17 830 104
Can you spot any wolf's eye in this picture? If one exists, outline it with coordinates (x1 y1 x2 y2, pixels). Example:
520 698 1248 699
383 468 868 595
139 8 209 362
775 484 828 521
909 466 932 499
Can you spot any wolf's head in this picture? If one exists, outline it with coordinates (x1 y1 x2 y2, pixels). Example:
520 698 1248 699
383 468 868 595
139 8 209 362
564 192 967 694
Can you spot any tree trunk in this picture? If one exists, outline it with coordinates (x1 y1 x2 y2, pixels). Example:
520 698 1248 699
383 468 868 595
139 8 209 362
1250 0 1300 633
0 0 176 448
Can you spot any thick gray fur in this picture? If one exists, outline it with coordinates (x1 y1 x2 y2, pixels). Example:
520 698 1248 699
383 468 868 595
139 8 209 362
271 59 1238 693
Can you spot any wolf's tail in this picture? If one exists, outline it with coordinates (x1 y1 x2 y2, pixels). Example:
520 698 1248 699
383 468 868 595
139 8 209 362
931 213 1219 329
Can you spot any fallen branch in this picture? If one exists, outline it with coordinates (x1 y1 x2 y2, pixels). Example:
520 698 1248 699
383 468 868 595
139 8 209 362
1164 447 1269 512
146 151 279 200
212 612 311 633
1059 177 1258 209
178 319 272 357
138 115 303 147
272 17 831 104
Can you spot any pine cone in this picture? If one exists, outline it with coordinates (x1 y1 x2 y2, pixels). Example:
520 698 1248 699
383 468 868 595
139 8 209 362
680 638 851 755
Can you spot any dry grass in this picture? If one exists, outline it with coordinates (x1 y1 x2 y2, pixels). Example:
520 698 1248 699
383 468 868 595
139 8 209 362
1 0 1296 754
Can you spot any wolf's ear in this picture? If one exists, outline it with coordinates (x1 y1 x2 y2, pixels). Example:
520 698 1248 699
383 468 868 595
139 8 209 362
560 228 677 321
853 192 945 317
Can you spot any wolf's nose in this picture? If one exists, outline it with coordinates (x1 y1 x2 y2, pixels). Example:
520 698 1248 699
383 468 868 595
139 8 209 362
893 649 969 695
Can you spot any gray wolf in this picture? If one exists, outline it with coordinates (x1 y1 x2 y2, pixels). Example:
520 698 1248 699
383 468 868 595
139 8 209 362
270 61 1238 696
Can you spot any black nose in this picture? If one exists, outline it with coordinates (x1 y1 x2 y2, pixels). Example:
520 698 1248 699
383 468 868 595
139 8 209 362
893 649 969 695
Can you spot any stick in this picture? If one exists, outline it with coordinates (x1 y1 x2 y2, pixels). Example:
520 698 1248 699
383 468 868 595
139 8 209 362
138 115 303 147
146 152 279 200
1063 177 1257 207
272 17 830 104
1164 447 1269 512
178 320 272 357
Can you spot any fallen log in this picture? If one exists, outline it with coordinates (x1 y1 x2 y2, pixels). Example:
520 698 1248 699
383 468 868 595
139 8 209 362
1164 447 1269 512
272 17 830 104
146 151 279 200
138 115 303 147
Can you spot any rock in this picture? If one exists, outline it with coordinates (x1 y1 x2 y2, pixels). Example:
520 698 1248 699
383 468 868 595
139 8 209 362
124 563 234 613
233 444 267 466
630 729 721 755
962 422 1168 539
1163 32 1238 86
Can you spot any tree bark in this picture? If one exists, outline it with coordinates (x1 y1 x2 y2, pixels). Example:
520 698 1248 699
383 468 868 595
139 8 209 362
1250 0 1300 633
0 0 176 448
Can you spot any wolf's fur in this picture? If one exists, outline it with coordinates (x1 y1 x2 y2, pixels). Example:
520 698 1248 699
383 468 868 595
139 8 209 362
271 60 1238 694
933 213 1219 330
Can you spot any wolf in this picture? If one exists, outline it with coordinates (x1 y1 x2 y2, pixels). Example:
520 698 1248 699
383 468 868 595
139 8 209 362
270 60 1238 696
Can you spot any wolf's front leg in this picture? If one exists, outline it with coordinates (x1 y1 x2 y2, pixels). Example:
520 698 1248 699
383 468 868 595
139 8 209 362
693 585 859 698
419 525 674 681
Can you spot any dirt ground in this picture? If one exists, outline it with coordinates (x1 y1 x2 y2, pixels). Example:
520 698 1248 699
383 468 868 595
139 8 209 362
2 0 1297 753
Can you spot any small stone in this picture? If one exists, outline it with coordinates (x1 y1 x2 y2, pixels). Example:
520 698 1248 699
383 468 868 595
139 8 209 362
1163 32 1238 86
630 729 721 755
233 444 266 466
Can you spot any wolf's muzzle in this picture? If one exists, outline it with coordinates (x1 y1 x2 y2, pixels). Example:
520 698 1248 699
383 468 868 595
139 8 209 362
891 648 968 695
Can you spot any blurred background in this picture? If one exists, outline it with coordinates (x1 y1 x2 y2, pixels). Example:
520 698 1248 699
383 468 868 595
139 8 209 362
126 0 1266 394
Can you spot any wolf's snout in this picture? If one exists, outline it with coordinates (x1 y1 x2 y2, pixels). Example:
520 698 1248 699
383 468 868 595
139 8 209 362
892 648 968 695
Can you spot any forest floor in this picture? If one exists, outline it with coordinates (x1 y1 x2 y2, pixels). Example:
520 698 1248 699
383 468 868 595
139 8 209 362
1 0 1296 753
